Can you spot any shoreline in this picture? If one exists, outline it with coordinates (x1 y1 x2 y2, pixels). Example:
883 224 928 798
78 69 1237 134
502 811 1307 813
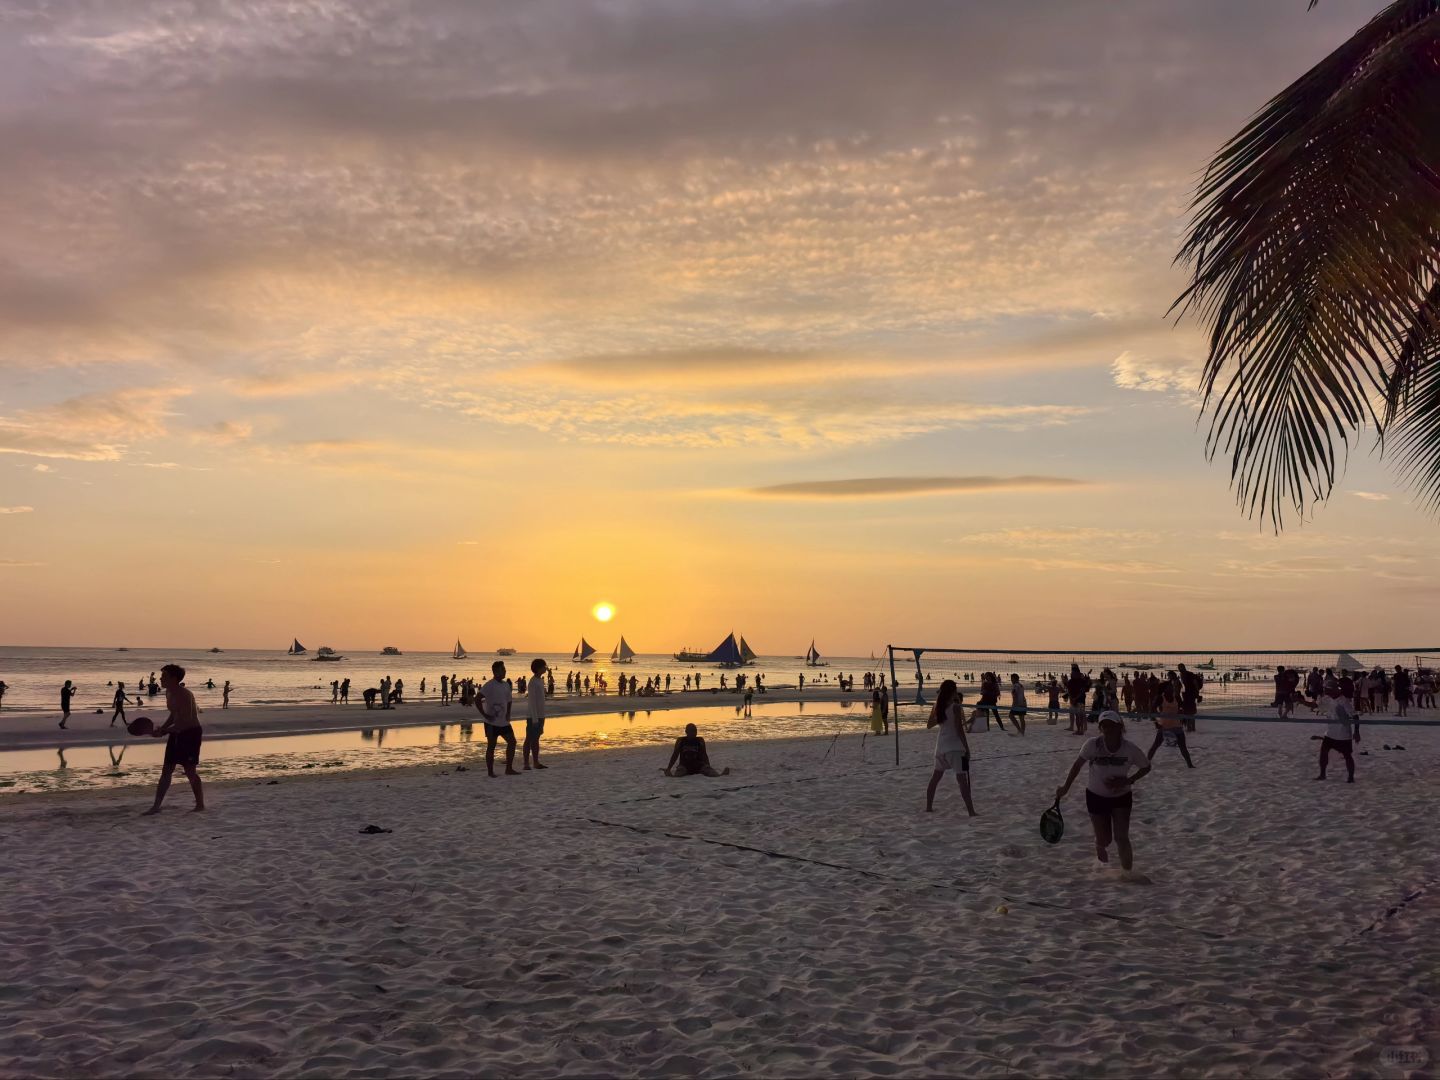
0 687 875 752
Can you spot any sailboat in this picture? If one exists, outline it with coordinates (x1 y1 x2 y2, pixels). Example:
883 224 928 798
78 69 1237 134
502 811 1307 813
1197 658 1216 670
573 638 597 663
287 638 307 655
452 639 468 661
688 632 744 668
806 640 828 668
739 636 758 666
611 636 636 664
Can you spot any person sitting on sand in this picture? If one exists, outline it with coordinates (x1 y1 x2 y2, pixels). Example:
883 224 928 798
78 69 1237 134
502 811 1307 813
665 723 729 777
143 663 205 816
479 660 519 777
1055 711 1150 872
925 679 976 815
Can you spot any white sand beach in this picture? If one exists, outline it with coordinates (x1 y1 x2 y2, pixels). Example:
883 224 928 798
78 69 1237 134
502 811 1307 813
2 715 1436 1078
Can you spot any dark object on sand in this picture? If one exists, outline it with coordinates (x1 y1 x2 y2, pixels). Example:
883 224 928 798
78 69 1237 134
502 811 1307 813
359 824 392 834
126 716 155 737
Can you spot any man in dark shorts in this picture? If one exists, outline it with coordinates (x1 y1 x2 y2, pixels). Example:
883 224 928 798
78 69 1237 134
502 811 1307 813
143 663 205 815
479 660 519 777
60 679 75 729
1055 712 1150 872
1315 682 1359 782
665 723 729 777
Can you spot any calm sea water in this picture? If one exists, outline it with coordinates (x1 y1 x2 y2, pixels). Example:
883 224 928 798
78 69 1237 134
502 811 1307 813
0 644 1424 714
0 646 886 712
0 701 880 795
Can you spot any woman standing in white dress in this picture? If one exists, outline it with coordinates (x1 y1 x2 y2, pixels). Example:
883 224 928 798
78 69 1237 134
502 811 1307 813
925 679 976 816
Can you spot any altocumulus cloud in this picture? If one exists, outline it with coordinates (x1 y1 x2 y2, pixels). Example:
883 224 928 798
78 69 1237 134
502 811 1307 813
0 506 35 514
746 476 1089 500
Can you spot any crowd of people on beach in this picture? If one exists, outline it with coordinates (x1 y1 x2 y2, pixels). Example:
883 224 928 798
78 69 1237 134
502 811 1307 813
9 654 1431 873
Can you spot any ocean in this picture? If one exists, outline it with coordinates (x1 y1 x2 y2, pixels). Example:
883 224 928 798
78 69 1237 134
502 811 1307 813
0 643 1426 714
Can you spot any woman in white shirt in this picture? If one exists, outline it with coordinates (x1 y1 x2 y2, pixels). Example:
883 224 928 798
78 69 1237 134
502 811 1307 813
1055 711 1151 870
925 679 976 816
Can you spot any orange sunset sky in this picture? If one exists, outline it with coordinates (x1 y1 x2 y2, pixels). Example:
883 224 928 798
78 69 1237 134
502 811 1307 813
2 0 1434 653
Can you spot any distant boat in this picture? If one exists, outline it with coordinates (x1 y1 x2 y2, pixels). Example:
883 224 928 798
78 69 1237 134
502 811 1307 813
287 638 307 655
739 637 758 666
1197 658 1216 670
673 647 708 662
806 640 828 668
312 646 344 662
117 647 130 652
496 647 516 656
453 639 468 661
381 646 402 656
1337 651 1363 671
611 636 636 664
573 638 597 663
209 647 223 653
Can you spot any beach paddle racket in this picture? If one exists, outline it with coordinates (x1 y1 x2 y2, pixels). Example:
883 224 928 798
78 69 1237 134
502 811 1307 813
1039 799 1064 844
126 716 155 737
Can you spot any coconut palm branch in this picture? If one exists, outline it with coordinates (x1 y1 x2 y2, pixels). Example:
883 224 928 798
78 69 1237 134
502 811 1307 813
1174 0 1440 526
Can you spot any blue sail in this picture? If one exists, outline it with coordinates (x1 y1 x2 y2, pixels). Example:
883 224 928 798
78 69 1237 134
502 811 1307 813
704 632 744 667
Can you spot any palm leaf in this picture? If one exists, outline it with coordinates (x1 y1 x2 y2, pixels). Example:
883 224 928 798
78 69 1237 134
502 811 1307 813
1175 0 1440 526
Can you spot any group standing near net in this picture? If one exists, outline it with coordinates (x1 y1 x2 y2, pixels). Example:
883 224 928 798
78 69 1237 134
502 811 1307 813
919 657 1420 874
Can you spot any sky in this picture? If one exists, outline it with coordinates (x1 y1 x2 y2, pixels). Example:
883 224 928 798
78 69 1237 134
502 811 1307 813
2 0 1433 654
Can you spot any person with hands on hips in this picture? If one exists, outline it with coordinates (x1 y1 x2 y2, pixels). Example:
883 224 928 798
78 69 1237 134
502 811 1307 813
1055 711 1150 871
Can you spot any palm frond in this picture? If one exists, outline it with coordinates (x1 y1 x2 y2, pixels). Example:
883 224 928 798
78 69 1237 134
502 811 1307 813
1175 0 1440 527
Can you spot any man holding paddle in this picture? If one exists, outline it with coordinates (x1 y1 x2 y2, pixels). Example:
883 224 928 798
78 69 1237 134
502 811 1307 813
139 663 205 816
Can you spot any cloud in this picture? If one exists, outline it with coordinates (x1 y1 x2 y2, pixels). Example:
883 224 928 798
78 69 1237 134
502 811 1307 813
190 419 253 445
745 475 1090 500
1015 557 1180 575
221 371 367 399
0 506 34 514
1216 555 1348 578
950 526 1158 548
1351 491 1390 502
0 387 189 462
1110 350 1202 394
0 559 45 567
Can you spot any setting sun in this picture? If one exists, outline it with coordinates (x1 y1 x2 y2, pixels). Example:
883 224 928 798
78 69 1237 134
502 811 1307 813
592 602 615 623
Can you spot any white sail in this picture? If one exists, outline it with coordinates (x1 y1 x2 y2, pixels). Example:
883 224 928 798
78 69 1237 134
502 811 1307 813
618 636 636 661
453 639 467 660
